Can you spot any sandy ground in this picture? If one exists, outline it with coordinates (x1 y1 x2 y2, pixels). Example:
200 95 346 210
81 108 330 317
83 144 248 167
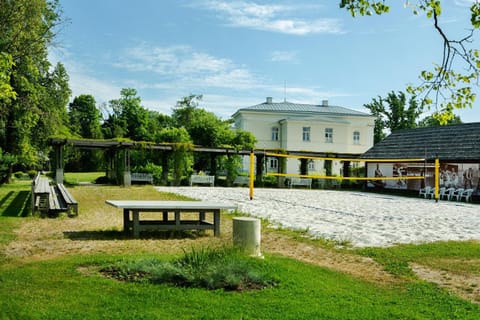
155 187 480 248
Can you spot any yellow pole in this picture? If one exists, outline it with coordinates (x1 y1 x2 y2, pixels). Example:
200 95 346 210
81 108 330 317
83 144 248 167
435 158 439 202
249 150 254 200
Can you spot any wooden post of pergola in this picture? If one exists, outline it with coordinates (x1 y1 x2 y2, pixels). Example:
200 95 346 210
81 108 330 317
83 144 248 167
54 143 64 184
123 148 131 187
255 153 265 187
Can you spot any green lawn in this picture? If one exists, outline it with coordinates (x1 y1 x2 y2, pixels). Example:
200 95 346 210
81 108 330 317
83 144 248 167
1 180 479 319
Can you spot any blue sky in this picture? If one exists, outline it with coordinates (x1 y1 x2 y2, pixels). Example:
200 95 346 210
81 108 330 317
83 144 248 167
51 0 480 122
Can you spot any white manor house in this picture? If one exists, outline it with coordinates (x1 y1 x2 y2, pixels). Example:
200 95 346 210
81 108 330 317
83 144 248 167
232 97 375 177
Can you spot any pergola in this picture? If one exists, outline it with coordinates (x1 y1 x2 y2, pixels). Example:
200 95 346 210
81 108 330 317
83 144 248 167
49 138 363 186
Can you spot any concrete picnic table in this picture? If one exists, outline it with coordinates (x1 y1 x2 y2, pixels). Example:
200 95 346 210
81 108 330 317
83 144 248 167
105 200 237 238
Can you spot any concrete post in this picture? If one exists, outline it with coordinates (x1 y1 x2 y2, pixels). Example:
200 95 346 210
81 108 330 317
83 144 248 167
232 217 262 257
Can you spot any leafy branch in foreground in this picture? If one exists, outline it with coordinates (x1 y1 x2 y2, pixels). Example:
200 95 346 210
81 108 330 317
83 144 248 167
340 0 480 123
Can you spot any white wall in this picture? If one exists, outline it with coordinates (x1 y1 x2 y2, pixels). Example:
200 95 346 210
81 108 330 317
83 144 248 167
234 110 374 176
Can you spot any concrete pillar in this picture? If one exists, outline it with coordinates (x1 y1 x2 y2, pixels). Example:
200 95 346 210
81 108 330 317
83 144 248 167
232 217 262 257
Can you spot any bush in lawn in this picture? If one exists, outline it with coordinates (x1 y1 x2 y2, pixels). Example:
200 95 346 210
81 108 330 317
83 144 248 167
14 171 24 179
102 246 277 291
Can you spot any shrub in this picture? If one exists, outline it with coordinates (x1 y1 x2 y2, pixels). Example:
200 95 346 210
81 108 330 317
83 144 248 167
14 171 24 179
95 176 111 184
101 246 278 291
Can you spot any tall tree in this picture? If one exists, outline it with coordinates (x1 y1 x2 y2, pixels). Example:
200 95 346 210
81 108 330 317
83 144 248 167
364 91 423 143
0 0 66 173
103 88 149 141
69 94 103 139
67 94 104 171
340 0 480 123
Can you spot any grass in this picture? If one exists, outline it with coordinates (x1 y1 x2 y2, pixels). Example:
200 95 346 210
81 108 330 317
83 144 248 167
358 241 480 278
0 179 479 319
63 171 106 184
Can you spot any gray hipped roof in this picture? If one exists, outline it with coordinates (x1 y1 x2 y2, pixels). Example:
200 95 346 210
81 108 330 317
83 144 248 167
361 122 480 161
234 101 371 117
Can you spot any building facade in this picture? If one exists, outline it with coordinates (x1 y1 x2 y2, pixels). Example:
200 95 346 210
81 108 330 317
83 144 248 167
232 97 375 176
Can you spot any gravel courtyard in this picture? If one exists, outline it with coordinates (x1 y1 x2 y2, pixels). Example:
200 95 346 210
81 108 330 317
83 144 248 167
156 187 480 247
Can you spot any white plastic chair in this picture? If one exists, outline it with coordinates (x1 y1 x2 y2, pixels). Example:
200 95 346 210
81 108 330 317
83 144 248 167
459 189 474 202
440 187 455 201
451 188 465 201
419 186 431 198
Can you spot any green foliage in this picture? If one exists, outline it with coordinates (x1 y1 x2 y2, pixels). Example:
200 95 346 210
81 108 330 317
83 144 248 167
69 94 103 139
0 0 67 170
364 91 422 143
0 52 16 102
156 127 193 186
102 246 277 291
103 88 150 141
339 0 389 16
418 113 462 127
132 162 163 184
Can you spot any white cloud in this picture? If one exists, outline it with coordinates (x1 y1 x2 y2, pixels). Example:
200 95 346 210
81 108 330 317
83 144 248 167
454 0 476 7
114 43 259 90
195 1 343 35
271 50 297 62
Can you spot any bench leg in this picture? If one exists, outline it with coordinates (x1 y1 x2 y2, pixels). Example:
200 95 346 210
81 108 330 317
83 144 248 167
123 209 130 234
133 210 140 238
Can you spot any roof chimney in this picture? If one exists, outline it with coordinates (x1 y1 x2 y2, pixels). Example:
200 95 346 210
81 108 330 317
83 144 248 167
322 100 328 107
266 97 273 104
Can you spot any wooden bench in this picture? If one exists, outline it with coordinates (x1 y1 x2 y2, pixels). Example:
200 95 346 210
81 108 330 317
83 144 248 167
32 173 52 214
289 177 312 189
131 172 153 184
189 175 215 187
233 176 250 186
57 183 78 216
31 173 78 216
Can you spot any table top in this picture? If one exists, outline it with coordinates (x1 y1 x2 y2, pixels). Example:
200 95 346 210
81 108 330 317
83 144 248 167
105 200 237 210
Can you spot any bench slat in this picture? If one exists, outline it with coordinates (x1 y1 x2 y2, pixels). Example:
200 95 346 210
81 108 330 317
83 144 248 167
57 183 78 216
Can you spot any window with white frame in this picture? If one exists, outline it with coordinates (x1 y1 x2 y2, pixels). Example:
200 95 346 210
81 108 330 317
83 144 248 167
268 157 278 169
325 128 333 143
271 127 279 141
302 127 310 141
353 131 360 144
308 160 315 171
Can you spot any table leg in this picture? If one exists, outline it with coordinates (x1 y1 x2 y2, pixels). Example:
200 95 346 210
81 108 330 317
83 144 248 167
123 209 129 234
213 209 220 237
133 210 140 238
199 211 205 222
163 211 168 221
175 210 180 226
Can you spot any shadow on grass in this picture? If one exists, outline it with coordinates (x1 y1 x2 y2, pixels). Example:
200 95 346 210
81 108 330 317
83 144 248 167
63 229 207 241
1 191 31 217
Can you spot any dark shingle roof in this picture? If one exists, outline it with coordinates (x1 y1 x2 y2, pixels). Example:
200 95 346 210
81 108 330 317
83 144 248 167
236 101 371 117
361 122 480 161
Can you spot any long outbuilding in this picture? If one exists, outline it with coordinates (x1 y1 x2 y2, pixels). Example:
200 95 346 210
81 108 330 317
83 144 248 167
361 122 480 196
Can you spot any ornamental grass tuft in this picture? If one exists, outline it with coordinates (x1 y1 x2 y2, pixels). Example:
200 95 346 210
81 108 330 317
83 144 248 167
101 245 278 291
